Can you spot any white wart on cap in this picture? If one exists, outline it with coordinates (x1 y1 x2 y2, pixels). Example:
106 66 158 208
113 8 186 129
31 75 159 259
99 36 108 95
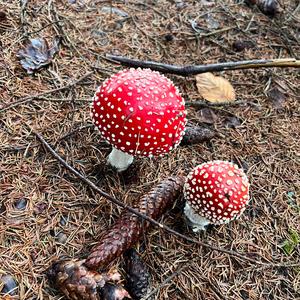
91 68 187 172
184 160 250 232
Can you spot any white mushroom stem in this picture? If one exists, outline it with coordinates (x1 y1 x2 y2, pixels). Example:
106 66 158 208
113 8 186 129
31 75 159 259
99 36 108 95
107 148 134 172
184 202 210 232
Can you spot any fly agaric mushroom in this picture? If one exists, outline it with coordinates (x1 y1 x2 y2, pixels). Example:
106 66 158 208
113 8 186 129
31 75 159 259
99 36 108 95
91 68 187 172
184 160 250 232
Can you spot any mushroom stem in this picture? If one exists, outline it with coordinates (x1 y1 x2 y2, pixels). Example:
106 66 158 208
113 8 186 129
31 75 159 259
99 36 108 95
184 202 210 232
108 148 134 172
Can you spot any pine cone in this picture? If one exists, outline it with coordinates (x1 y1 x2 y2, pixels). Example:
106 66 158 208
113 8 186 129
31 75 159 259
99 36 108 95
85 176 185 270
124 249 152 300
46 259 121 300
100 283 131 300
47 176 185 299
244 0 257 5
257 0 278 17
180 124 215 146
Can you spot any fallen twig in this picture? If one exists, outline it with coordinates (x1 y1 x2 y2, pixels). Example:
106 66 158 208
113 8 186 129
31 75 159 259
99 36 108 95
106 55 300 76
32 129 300 269
20 0 28 36
186 99 261 111
186 100 248 107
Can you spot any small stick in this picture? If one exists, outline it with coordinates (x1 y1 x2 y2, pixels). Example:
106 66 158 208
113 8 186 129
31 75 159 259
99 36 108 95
186 100 249 107
106 55 300 76
32 129 300 269
20 0 28 36
186 100 261 111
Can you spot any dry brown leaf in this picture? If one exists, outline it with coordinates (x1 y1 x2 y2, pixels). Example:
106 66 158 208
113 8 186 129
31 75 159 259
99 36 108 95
196 72 236 103
268 86 287 109
17 38 59 74
197 108 218 124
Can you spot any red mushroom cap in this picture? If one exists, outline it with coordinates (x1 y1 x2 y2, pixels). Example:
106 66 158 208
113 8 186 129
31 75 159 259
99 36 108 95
184 160 250 225
91 68 187 157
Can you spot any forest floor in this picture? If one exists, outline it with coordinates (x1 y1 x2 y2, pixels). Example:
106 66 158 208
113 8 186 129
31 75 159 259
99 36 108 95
0 0 299 299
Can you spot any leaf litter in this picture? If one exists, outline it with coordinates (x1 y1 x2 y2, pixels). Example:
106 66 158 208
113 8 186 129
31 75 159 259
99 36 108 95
17 38 60 74
1 1 300 299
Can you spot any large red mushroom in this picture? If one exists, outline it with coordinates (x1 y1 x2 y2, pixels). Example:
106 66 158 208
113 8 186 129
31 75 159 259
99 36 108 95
91 68 187 172
184 160 250 232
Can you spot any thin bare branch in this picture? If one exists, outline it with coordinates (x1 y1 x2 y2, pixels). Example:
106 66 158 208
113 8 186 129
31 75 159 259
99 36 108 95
106 55 300 76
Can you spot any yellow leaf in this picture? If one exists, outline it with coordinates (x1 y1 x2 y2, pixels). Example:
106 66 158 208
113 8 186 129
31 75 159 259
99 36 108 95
195 72 236 103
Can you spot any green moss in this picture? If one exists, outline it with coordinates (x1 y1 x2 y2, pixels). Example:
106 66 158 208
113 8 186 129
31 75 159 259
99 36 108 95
280 229 300 256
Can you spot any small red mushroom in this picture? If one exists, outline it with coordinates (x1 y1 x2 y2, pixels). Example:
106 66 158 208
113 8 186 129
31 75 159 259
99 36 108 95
91 68 187 172
184 160 250 231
